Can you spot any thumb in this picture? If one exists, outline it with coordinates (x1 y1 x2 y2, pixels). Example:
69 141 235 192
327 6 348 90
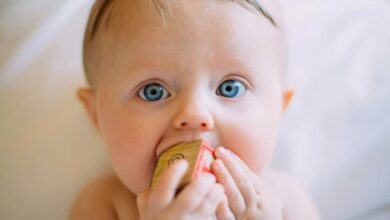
136 190 150 211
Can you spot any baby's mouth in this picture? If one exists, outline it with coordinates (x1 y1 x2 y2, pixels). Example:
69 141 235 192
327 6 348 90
155 133 219 158
156 139 202 158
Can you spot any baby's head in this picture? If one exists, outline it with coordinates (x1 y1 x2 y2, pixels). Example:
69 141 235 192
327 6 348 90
78 0 293 194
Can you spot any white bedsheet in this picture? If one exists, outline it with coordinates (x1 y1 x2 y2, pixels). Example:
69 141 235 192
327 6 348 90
1 0 389 219
274 1 390 219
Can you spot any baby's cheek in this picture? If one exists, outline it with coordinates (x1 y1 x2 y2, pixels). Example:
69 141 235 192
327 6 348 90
222 124 277 175
241 144 274 175
108 143 156 193
98 113 160 193
101 123 157 193
235 140 274 175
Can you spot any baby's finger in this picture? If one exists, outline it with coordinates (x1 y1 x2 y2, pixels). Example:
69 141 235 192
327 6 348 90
229 150 265 196
192 183 224 216
214 147 257 206
216 195 235 220
149 159 188 209
172 173 217 212
212 159 246 216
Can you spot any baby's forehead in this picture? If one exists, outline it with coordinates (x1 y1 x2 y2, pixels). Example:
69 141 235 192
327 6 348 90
83 0 285 86
88 0 277 41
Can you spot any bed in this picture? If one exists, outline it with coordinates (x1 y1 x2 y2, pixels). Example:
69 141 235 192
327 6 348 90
1 0 389 219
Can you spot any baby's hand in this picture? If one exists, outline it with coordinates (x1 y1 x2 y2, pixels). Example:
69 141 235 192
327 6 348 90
213 147 281 220
137 160 225 220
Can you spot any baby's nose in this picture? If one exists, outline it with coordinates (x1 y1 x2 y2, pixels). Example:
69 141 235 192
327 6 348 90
173 102 214 131
177 120 211 130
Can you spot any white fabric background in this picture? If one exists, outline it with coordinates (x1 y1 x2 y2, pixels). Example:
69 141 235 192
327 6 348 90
1 0 389 219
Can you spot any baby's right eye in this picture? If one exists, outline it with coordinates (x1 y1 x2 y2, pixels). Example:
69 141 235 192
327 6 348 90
138 83 170 101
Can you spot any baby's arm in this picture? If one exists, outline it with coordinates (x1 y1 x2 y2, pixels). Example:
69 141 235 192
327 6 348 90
69 174 138 220
263 171 321 220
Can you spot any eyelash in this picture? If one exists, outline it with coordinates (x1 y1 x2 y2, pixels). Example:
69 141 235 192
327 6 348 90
137 78 248 101
138 82 170 102
216 79 247 98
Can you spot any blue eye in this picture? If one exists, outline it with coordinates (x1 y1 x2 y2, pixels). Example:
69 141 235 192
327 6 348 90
138 83 170 101
217 79 247 98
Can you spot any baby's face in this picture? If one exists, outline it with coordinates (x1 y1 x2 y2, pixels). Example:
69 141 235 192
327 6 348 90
83 0 289 193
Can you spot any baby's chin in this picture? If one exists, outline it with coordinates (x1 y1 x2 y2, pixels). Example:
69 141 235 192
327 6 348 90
121 175 152 194
112 164 154 194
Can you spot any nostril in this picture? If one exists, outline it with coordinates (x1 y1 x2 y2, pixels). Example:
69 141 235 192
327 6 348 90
200 123 207 128
180 122 188 127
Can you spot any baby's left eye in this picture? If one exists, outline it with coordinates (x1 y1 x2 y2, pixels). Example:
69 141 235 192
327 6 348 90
217 79 247 98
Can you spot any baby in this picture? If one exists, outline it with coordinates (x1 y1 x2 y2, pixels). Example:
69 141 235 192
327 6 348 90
70 0 320 219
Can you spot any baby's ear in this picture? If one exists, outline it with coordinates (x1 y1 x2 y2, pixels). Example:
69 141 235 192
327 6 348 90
77 88 100 132
282 88 294 111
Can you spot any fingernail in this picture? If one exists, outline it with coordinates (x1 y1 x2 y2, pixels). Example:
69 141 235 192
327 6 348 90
223 148 234 157
215 147 226 156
